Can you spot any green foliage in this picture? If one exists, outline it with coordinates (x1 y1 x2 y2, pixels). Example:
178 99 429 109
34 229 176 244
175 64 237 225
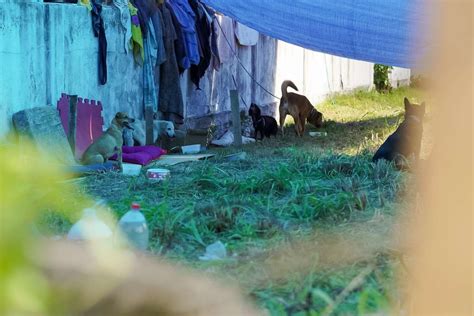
374 64 393 92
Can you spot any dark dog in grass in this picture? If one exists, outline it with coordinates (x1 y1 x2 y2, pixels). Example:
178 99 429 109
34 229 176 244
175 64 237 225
248 103 278 140
372 97 426 169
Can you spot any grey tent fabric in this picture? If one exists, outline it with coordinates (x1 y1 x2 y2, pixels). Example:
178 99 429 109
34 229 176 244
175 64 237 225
202 0 429 68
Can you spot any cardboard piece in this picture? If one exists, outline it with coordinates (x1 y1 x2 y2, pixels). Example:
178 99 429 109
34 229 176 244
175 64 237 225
151 154 215 166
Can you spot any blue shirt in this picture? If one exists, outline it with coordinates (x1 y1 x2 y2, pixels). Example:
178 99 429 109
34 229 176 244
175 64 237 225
168 0 200 69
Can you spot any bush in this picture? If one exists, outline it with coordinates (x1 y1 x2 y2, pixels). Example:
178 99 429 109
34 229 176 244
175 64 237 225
374 64 393 92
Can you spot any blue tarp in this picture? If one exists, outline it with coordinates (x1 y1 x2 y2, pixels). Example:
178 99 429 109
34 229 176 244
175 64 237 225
202 0 428 68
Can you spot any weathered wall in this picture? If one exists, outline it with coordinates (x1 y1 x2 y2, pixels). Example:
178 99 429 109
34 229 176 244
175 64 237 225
0 2 278 138
0 2 145 138
275 41 411 105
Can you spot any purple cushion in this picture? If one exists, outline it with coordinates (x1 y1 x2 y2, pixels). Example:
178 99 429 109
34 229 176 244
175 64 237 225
110 146 167 165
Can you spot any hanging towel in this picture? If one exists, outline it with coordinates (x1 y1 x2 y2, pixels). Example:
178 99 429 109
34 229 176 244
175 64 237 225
128 2 144 64
113 0 132 53
235 22 259 46
216 15 236 64
131 0 152 38
210 17 221 71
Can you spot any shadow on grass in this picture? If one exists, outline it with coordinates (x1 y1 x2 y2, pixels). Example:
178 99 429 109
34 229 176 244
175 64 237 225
243 113 404 156
319 113 404 151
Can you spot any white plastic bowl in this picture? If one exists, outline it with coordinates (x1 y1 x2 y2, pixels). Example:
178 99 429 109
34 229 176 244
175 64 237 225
122 163 142 176
146 168 170 181
182 144 201 154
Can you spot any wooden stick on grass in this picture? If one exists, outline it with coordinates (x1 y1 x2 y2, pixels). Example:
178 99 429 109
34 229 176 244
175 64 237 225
322 264 375 316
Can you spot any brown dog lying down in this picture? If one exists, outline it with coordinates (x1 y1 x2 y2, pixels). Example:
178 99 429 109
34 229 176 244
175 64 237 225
81 112 134 168
279 80 323 136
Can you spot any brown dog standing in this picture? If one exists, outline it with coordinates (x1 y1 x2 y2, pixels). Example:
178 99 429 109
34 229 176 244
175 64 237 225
81 112 134 168
279 80 323 136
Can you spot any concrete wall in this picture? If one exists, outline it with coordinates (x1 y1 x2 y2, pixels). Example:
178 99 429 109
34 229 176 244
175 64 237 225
275 41 411 105
0 1 146 138
0 1 278 138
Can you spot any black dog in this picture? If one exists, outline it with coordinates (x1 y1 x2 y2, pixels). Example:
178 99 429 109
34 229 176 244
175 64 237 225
372 97 426 169
248 103 278 140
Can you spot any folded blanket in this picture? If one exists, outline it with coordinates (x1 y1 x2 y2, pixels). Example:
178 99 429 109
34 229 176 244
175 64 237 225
110 146 167 165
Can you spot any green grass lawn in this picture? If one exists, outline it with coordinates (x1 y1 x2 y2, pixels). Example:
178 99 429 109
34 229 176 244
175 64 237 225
41 87 427 315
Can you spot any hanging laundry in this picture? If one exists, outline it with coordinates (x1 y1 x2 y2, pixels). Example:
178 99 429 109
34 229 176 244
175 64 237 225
133 0 167 113
159 4 184 124
210 17 221 71
79 0 92 11
131 0 151 38
166 1 186 73
189 0 212 90
155 7 167 66
235 22 259 46
91 0 107 85
203 3 220 72
152 9 166 113
167 0 200 71
128 2 144 64
216 15 236 64
132 0 166 65
112 0 132 53
152 8 167 113
151 8 167 66
197 3 220 71
143 20 159 112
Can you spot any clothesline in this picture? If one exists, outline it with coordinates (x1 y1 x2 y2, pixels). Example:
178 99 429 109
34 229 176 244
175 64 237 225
214 14 281 101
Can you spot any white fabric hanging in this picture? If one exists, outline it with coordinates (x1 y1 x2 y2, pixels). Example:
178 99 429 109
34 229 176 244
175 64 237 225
113 0 132 54
235 22 259 46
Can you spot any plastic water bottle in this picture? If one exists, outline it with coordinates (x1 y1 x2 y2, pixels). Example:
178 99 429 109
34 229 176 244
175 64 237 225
117 203 149 251
67 207 113 242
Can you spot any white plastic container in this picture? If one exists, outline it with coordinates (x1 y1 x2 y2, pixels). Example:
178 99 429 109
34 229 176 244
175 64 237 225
117 203 149 251
122 163 142 176
181 144 201 154
67 208 113 242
